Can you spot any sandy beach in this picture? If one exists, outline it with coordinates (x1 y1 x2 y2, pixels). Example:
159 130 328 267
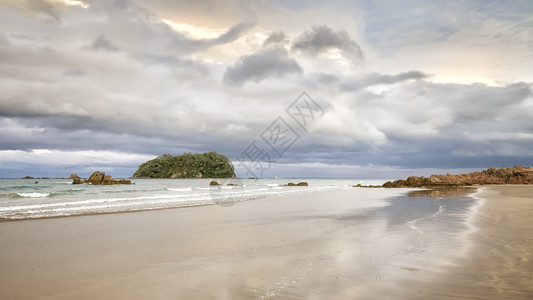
1 186 532 299
412 185 533 299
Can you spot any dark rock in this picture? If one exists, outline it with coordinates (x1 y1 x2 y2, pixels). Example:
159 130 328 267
284 182 308 186
70 174 83 184
382 166 533 188
21 176 35 179
209 181 220 186
354 184 382 188
72 171 131 185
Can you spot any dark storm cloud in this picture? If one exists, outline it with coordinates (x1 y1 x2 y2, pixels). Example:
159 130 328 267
292 25 364 63
223 48 303 86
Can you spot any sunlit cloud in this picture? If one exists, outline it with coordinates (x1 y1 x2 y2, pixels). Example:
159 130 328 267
57 0 89 9
161 19 226 39
430 76 502 86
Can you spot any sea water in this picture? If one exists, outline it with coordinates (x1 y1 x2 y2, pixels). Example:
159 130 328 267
0 178 388 220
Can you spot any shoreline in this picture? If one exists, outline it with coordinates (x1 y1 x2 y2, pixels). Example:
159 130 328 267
0 184 497 222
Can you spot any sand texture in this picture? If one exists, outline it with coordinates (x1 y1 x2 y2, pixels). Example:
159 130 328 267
0 186 532 299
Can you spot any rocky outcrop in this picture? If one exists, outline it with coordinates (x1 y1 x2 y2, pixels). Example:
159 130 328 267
72 171 132 185
354 184 382 188
209 181 220 186
284 182 309 186
383 166 533 188
70 173 83 184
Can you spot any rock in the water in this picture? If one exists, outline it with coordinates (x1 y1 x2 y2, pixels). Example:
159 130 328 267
72 171 131 185
284 182 308 186
70 173 83 184
209 180 220 186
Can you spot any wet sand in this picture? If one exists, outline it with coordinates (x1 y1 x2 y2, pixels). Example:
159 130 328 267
0 186 532 299
412 185 533 299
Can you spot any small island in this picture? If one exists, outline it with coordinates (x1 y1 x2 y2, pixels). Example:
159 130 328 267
132 152 235 179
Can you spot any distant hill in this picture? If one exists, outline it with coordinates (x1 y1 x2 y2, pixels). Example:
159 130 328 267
132 152 235 179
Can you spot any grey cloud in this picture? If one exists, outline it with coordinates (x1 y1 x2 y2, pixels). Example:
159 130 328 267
0 31 8 45
63 68 86 77
72 2 253 56
88 35 119 52
263 31 287 47
9 33 52 42
340 70 426 91
160 21 255 54
316 73 339 84
433 82 531 121
223 48 303 86
139 54 210 76
211 22 255 45
292 25 363 63
17 0 62 23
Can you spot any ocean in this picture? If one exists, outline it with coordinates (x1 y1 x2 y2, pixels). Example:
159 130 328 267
0 178 388 220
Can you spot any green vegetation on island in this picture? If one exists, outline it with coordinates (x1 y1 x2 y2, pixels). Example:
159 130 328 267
132 152 236 179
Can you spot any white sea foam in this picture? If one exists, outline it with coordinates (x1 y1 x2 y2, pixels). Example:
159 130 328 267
0 179 346 219
166 187 193 192
17 192 50 198
406 204 446 234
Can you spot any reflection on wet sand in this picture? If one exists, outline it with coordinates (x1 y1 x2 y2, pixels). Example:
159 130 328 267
408 187 477 198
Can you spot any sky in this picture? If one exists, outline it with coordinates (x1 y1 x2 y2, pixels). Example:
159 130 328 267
0 0 532 178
